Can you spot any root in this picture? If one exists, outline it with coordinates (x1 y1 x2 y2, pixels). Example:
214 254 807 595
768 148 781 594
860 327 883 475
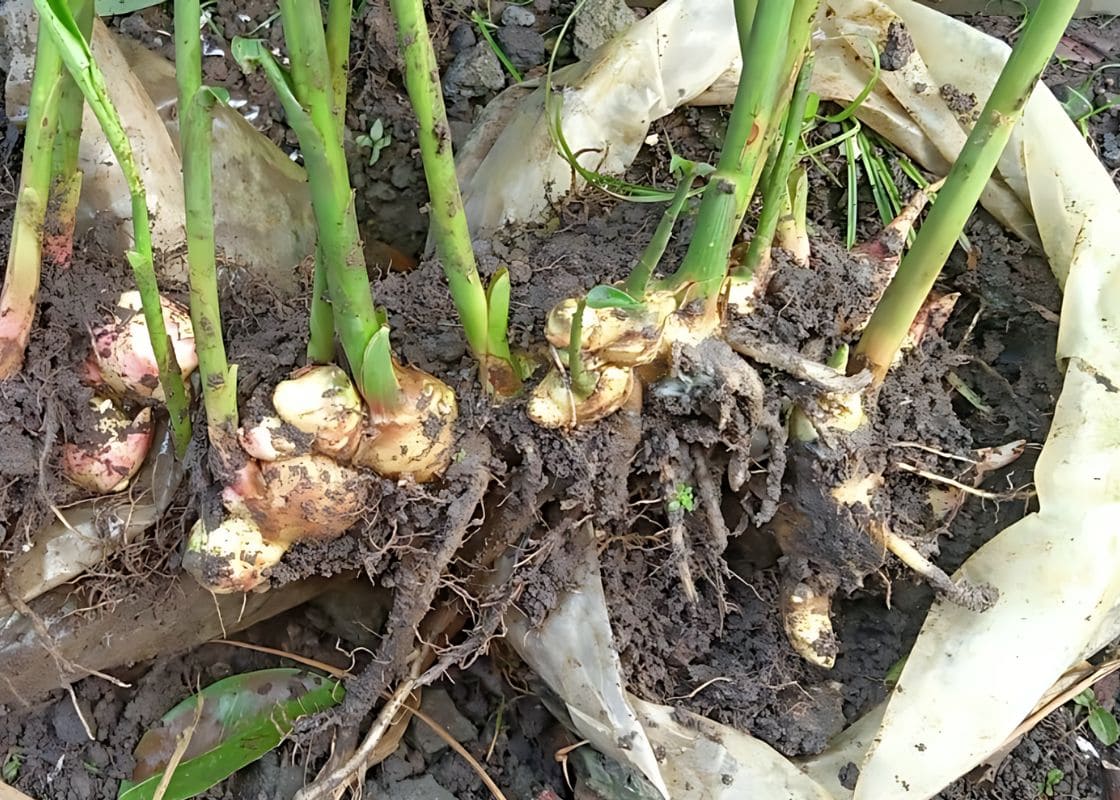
293 652 423 800
661 450 699 605
692 446 730 554
884 530 997 612
725 332 873 396
337 434 492 727
779 566 838 669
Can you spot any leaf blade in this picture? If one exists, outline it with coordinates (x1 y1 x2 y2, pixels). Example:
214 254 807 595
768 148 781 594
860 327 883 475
118 669 344 800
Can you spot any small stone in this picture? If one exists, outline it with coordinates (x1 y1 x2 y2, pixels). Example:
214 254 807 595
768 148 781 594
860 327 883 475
390 161 417 190
1102 132 1120 169
501 5 536 27
572 0 636 60
52 697 94 744
496 25 547 72
405 688 478 756
443 42 506 99
449 23 476 54
369 774 456 800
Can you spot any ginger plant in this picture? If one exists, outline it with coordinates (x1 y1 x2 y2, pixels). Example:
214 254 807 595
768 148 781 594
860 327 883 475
185 0 476 592
0 0 91 379
757 0 1081 666
529 0 821 428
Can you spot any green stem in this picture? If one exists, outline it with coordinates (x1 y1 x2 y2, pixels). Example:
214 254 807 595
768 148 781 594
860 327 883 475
306 242 336 363
269 0 386 405
305 0 352 361
666 0 793 297
177 0 237 434
35 0 191 453
625 164 698 297
388 0 494 367
567 298 595 399
852 0 1080 386
0 15 67 378
43 0 91 266
743 53 814 275
326 0 350 131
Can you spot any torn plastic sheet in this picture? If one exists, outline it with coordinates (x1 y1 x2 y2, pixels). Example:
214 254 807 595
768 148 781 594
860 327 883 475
477 0 1120 797
505 524 834 799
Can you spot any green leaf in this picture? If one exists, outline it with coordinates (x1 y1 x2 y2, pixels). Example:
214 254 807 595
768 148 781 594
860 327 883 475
1089 707 1120 746
359 326 400 411
118 669 343 800
1072 688 1096 709
2 749 22 782
94 0 163 14
206 86 231 105
586 285 643 312
884 656 907 689
802 92 821 123
485 268 512 361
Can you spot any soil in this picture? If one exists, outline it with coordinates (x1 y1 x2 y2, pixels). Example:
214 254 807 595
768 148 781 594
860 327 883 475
0 4 1117 800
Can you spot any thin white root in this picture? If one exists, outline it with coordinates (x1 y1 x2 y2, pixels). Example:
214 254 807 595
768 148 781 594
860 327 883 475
671 516 699 605
884 530 997 612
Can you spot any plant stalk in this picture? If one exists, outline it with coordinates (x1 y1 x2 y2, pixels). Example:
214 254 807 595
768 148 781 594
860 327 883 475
274 0 386 405
34 0 192 453
177 0 237 433
43 0 91 267
625 164 698 297
305 0 352 363
387 0 495 369
743 53 814 275
567 298 595 399
852 0 1080 385
0 15 67 378
666 0 793 297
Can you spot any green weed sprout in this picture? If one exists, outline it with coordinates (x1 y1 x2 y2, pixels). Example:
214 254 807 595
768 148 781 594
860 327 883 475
35 0 192 454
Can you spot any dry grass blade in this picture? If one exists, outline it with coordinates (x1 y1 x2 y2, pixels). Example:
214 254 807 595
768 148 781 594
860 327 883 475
214 639 509 800
152 693 204 800
212 639 351 678
1003 658 1120 746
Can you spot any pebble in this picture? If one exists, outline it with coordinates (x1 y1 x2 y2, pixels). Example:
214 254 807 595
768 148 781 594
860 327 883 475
443 42 506 99
501 5 537 27
572 0 637 59
370 775 457 800
406 688 478 756
449 23 476 54
496 25 547 72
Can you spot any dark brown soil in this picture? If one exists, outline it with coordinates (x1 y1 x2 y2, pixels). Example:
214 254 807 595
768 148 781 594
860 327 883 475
1 6 1116 800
